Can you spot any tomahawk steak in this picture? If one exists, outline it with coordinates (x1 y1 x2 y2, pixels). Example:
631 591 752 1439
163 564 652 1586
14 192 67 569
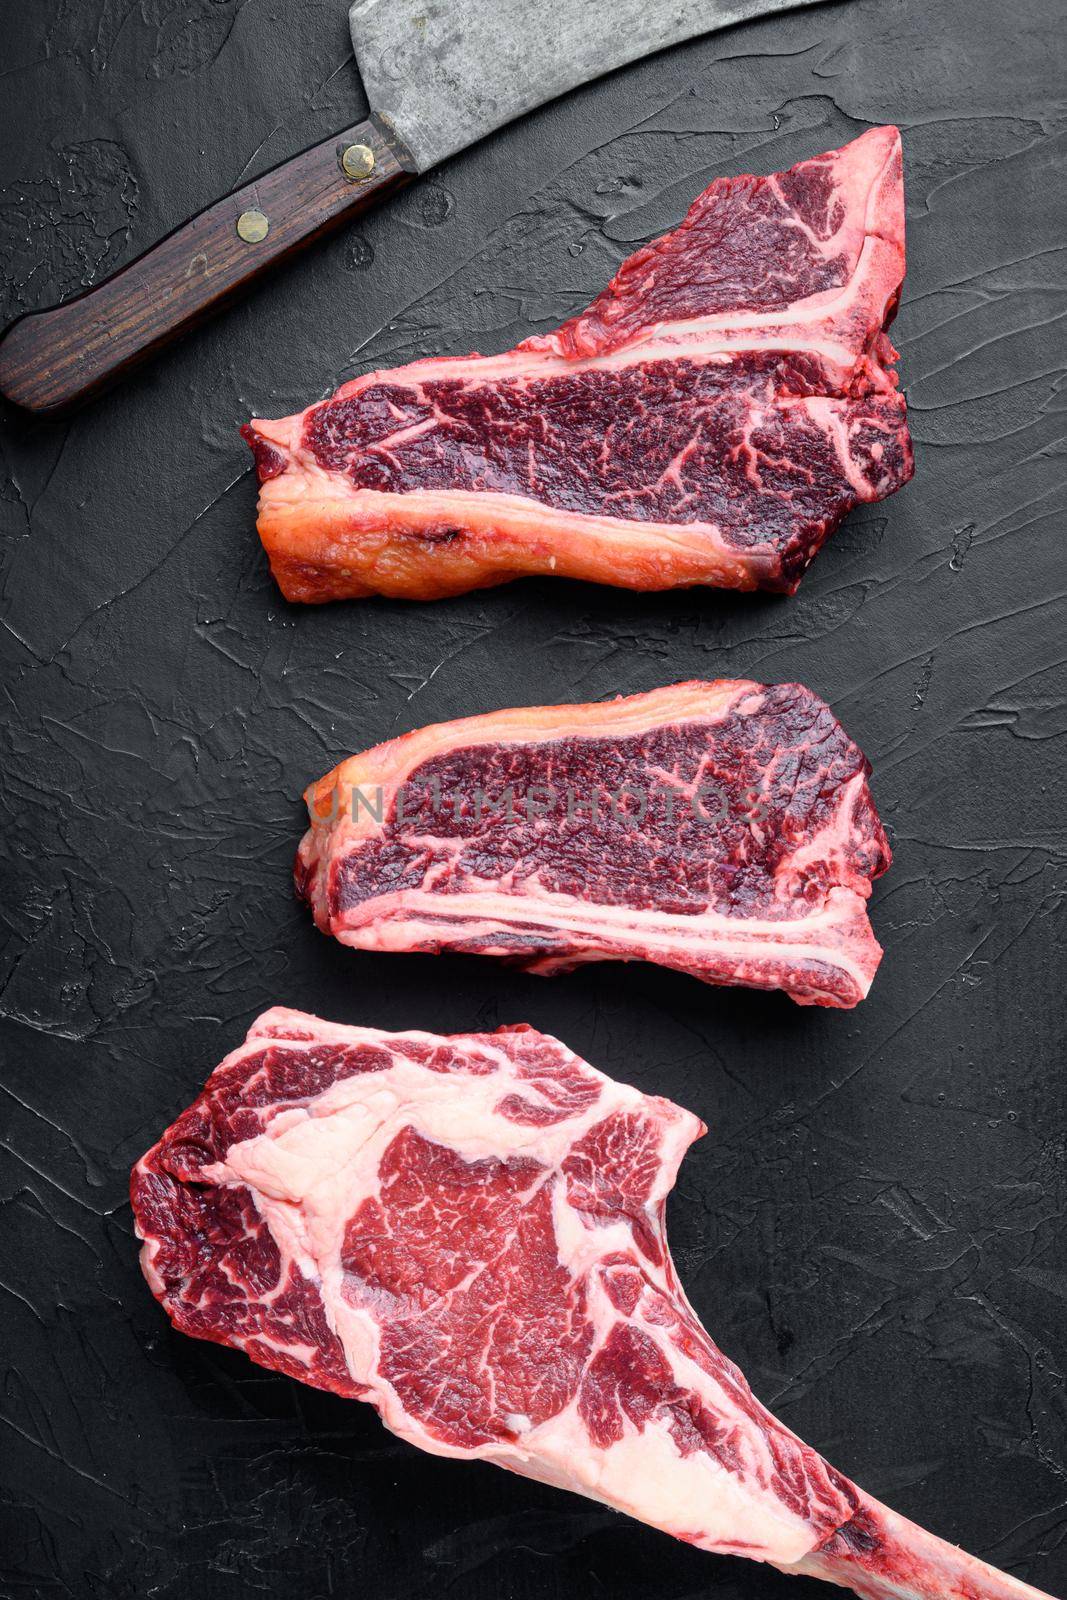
243 126 913 602
296 680 890 1008
132 1010 1048 1600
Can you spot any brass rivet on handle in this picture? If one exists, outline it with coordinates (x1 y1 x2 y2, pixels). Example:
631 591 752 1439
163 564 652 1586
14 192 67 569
341 142 375 180
236 208 269 243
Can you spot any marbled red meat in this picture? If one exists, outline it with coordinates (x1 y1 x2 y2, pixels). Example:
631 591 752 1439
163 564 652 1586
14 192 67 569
296 680 891 1008
131 1010 1050 1600
243 127 912 601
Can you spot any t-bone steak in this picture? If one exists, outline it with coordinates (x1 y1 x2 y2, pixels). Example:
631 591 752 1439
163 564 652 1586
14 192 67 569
242 126 913 602
296 680 891 1009
132 1010 1048 1600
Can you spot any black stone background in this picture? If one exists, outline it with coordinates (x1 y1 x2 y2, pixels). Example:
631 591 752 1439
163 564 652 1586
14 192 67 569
1 1 1064 1596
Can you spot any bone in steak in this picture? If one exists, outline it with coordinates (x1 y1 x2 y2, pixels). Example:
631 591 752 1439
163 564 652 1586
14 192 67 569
243 126 913 602
132 1010 1048 1600
296 680 890 1009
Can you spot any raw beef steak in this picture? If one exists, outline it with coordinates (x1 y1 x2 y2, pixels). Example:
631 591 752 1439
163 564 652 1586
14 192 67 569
296 680 891 1008
243 126 912 602
132 1011 1048 1600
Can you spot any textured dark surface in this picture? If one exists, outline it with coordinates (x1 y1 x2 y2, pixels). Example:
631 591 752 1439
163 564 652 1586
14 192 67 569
0 2 1063 1598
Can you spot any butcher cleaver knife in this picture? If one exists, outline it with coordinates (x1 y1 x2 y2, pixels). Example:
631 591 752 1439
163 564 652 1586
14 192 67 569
0 0 836 414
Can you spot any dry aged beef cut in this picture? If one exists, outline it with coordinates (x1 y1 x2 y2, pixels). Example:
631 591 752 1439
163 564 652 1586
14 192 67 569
244 128 911 602
296 680 891 1009
132 1010 1048 1600
297 681 889 1006
243 126 912 602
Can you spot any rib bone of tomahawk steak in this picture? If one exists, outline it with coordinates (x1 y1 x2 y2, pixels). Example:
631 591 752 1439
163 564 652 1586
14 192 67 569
243 126 913 602
132 1011 1049 1600
296 680 891 1009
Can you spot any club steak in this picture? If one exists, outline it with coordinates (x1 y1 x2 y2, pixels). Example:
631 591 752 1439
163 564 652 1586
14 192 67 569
132 1010 1047 1600
296 680 890 1009
243 126 912 603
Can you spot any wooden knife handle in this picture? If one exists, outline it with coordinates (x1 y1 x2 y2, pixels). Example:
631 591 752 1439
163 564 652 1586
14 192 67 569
0 116 415 415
